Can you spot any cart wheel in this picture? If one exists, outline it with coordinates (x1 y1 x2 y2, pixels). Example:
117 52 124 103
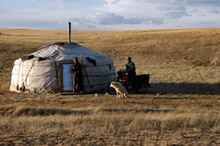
137 85 148 93
108 86 116 94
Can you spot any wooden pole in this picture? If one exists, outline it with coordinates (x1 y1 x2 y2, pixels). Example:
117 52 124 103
80 54 90 92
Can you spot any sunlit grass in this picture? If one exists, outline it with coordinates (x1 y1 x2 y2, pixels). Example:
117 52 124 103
1 28 220 145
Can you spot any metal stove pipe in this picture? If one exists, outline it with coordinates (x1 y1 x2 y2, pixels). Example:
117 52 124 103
68 22 71 44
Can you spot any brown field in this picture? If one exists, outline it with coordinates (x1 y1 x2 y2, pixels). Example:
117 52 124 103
0 28 220 145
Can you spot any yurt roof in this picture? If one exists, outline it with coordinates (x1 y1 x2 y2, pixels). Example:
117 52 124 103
28 42 112 64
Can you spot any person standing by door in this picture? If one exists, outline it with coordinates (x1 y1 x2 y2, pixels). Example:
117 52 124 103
70 57 83 93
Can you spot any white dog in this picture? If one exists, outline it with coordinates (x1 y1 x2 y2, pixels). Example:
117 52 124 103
110 82 129 99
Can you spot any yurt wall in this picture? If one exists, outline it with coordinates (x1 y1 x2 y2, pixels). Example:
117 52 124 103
10 42 116 93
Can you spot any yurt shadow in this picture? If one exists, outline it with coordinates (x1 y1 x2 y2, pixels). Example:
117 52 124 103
149 82 220 95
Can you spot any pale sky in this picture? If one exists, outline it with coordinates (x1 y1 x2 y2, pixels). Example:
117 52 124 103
0 0 220 30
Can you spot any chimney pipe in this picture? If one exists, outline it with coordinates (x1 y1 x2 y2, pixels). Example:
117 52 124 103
68 22 71 44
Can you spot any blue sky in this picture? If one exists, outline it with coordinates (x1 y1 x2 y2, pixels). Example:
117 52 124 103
0 0 220 30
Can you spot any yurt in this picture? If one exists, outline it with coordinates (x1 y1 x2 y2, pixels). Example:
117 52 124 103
10 41 116 93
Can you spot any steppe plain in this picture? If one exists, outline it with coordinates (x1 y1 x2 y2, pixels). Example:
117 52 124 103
0 28 220 145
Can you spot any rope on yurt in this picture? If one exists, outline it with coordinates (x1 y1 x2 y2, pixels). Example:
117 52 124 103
16 61 22 90
23 61 35 91
54 61 60 92
20 61 25 91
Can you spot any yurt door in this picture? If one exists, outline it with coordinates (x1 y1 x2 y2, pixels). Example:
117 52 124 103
60 63 73 92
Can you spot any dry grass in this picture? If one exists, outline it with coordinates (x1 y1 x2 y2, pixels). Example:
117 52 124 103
1 28 220 145
1 28 220 89
1 93 220 145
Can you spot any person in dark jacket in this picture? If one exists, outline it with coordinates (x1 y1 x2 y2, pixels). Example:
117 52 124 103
70 57 83 93
123 57 136 89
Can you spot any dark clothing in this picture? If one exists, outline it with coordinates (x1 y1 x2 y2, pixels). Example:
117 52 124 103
125 61 136 75
124 61 136 88
70 62 83 92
